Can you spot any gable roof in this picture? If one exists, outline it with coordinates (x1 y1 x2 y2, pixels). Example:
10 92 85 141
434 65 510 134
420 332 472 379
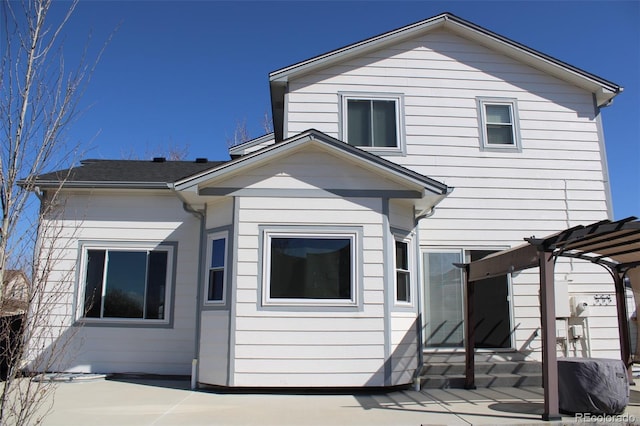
269 12 622 141
174 129 450 198
29 158 226 190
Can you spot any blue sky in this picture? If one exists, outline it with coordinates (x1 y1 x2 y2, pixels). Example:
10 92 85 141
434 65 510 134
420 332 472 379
57 1 638 219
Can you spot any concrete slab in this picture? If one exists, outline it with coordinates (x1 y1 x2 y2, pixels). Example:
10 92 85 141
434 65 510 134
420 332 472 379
25 378 640 425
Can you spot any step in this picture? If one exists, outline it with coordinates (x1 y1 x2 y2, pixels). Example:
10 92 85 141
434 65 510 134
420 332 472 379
420 360 542 376
419 372 543 389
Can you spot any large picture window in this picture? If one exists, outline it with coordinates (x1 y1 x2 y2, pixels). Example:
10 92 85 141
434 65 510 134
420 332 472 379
262 230 358 306
81 243 174 322
341 93 405 155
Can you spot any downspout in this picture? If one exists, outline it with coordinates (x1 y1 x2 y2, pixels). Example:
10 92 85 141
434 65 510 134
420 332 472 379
170 184 206 390
33 186 45 202
412 205 438 390
593 94 615 220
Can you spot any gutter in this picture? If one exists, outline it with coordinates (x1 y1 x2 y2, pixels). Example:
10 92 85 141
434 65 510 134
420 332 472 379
31 180 171 190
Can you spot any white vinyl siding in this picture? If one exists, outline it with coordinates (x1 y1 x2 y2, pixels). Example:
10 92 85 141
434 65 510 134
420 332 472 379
195 145 422 387
198 310 229 385
33 192 199 375
284 28 614 360
233 196 387 387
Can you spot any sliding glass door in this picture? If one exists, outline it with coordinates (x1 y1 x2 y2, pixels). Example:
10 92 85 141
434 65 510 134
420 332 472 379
423 250 464 348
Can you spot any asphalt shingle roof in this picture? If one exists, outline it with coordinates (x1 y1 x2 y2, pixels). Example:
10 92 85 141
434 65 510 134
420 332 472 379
32 158 227 188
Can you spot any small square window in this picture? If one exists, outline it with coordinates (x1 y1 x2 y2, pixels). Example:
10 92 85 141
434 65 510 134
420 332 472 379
477 98 521 151
347 99 397 148
341 93 405 155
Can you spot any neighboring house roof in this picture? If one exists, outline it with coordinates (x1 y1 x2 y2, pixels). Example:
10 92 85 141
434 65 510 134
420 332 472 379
2 270 29 316
174 129 451 208
228 133 275 158
28 158 226 190
269 12 623 142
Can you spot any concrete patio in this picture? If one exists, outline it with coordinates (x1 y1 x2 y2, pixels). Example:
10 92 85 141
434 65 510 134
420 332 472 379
28 377 640 425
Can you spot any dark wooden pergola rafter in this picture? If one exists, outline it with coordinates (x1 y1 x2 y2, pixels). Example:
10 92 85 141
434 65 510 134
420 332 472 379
458 217 640 421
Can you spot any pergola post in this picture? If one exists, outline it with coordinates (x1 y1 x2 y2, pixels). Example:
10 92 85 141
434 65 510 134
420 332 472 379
539 250 561 421
613 271 633 382
464 267 476 389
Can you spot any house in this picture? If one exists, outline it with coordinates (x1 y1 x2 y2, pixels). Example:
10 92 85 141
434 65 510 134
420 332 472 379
28 13 624 389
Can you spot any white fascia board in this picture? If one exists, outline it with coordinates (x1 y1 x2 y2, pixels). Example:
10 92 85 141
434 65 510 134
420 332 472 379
269 13 620 104
269 14 448 83
444 20 621 104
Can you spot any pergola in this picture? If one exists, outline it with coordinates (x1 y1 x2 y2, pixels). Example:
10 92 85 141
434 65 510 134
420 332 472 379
458 217 640 421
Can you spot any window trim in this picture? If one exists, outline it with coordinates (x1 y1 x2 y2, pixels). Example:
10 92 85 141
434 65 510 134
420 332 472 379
394 235 412 306
339 92 406 156
476 97 522 152
75 241 177 327
260 227 361 308
204 231 229 305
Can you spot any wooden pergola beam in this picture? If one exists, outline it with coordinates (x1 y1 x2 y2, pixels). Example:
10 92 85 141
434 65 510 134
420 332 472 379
460 218 640 421
539 251 561 420
466 243 539 282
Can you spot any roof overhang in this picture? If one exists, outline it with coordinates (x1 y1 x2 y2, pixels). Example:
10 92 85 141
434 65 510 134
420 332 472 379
173 129 451 211
462 217 640 282
269 13 622 141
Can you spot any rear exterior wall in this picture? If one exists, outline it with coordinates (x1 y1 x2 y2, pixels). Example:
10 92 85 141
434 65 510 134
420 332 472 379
283 29 616 359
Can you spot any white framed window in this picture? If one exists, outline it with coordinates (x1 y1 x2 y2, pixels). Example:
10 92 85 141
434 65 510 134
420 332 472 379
205 231 228 304
477 98 521 151
79 242 175 324
394 238 411 304
262 230 358 307
340 93 405 155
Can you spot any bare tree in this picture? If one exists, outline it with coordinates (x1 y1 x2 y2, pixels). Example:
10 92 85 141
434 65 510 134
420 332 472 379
262 109 273 134
0 0 109 424
225 117 251 148
120 138 191 161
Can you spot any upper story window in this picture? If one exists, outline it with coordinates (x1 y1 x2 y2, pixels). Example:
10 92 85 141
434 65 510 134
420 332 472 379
80 242 175 324
477 98 521 151
340 93 406 155
206 231 228 304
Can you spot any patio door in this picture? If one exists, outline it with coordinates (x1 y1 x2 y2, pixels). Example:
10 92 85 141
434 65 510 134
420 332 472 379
469 250 512 349
422 249 512 349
